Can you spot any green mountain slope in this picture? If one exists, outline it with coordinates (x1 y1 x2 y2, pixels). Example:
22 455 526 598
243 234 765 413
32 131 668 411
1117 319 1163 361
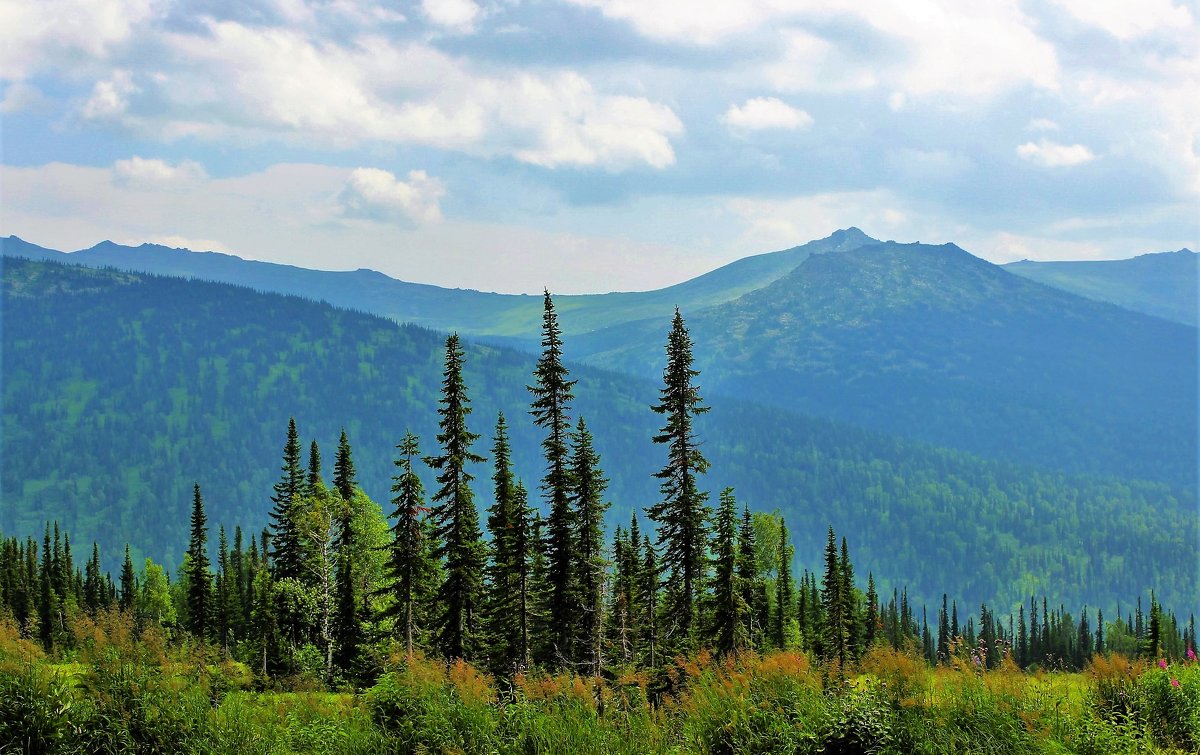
1005 249 1197 326
2 257 1195 612
570 242 1197 487
0 228 874 337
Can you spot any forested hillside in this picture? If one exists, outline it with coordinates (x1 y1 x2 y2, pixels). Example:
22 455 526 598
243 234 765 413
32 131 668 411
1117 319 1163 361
2 257 1194 612
569 242 1197 487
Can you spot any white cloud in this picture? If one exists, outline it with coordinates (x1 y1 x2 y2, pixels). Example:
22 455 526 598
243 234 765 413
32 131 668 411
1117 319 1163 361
565 0 795 45
112 156 207 187
338 167 445 225
1049 0 1192 40
142 234 231 252
0 81 49 113
422 0 481 32
81 69 138 120
723 97 813 132
106 22 682 170
0 0 162 81
1016 140 1097 167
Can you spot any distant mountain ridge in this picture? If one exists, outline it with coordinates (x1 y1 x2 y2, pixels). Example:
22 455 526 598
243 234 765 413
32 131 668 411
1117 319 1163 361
1005 249 1197 326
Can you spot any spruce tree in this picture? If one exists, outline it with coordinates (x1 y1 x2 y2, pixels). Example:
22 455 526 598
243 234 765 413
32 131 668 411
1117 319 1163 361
528 290 578 664
710 488 742 656
383 431 435 660
736 506 764 650
570 417 610 677
648 308 710 649
425 334 487 661
484 414 525 674
120 545 137 614
839 537 858 657
821 526 847 667
640 535 659 668
938 594 950 662
269 418 306 581
774 519 794 650
307 440 323 496
865 573 880 650
185 483 212 639
333 429 357 504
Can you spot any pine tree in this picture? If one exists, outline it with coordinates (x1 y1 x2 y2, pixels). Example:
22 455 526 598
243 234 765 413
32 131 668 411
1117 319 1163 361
570 417 610 677
528 290 578 665
709 488 742 656
648 308 710 649
216 526 235 651
839 537 858 657
736 507 764 650
269 418 306 581
185 483 212 639
640 535 659 668
83 542 103 615
773 519 794 650
425 334 487 661
1095 608 1105 655
333 429 357 504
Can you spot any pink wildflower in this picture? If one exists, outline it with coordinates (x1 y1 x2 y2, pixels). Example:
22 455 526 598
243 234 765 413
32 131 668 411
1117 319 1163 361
1171 678 1181 688
1159 658 1168 669
1188 647 1196 661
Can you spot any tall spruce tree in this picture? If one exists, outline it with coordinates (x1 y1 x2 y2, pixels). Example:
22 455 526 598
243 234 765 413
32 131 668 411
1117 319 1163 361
774 519 794 650
307 440 323 496
120 545 137 614
383 431 435 660
865 573 880 650
648 308 711 649
710 488 743 656
640 535 659 668
333 429 357 504
821 526 847 667
332 430 360 671
484 413 527 675
736 506 764 650
186 483 212 639
527 290 578 664
425 334 487 661
839 537 859 657
269 418 306 581
569 417 610 677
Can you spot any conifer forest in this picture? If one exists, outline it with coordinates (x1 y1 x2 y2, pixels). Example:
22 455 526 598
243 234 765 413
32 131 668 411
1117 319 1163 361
1 284 1196 754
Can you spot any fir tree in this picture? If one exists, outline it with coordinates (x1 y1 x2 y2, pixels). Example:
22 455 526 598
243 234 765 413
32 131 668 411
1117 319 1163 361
865 573 880 650
269 418 306 581
570 417 610 676
384 431 435 660
333 429 357 504
773 519 794 650
119 545 137 615
185 483 212 639
425 334 487 661
839 537 858 657
307 439 323 496
484 414 526 675
736 507 764 650
640 535 659 668
710 488 743 656
821 526 847 667
528 290 578 664
648 308 710 649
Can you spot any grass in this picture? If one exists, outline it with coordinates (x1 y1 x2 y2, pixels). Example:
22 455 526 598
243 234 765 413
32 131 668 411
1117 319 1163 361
1 634 1197 754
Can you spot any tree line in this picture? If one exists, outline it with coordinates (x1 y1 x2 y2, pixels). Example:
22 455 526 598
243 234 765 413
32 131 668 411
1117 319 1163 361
1 293 1194 683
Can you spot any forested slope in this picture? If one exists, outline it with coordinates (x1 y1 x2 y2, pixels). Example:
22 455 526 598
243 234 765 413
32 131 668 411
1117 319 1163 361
2 257 1194 612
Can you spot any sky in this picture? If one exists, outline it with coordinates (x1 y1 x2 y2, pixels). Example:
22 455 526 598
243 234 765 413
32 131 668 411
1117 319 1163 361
1 0 1197 294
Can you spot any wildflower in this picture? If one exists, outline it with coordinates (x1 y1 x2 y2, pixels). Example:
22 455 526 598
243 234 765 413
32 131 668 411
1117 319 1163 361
1188 647 1196 662
1171 678 1181 688
1158 658 1168 670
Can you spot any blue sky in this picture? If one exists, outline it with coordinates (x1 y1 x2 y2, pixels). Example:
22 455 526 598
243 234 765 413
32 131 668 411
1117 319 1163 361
1 0 1196 293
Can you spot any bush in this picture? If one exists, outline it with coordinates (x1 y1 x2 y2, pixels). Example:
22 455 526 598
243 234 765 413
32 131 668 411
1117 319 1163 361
0 662 82 755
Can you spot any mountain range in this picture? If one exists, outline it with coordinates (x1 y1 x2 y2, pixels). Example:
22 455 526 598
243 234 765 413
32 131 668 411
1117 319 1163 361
3 256 1195 614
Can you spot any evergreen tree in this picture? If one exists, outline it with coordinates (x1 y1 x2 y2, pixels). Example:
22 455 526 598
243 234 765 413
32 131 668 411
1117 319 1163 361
864 573 880 650
425 334 487 661
640 535 659 668
528 290 578 664
333 429 357 504
736 506 764 650
773 519 794 650
839 537 858 657
709 488 743 656
185 483 212 639
269 418 306 581
1095 608 1105 655
648 308 711 649
484 414 527 675
120 545 137 614
570 417 610 677
821 526 847 667
383 431 435 660
83 542 103 615
307 439 323 496
216 526 237 651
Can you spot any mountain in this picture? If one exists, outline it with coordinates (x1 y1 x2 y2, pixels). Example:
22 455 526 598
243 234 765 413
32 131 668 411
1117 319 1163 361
0 228 875 338
568 241 1197 487
3 257 1194 612
1005 249 1198 326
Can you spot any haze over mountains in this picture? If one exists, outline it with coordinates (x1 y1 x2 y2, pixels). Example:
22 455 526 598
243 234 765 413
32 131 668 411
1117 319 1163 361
4 230 1195 487
3 257 1195 614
